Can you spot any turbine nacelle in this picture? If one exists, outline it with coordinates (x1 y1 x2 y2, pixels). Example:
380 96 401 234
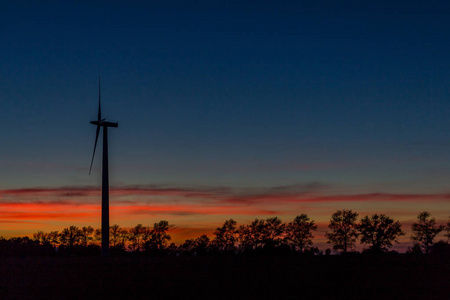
90 120 118 127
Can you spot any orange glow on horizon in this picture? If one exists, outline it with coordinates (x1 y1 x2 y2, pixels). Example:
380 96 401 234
0 186 448 248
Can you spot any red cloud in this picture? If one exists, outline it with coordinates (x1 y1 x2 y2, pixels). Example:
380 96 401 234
0 220 46 224
0 212 96 221
1 185 448 229
0 200 280 224
2 185 450 208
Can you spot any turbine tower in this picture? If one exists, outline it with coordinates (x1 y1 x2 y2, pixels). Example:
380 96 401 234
89 78 118 257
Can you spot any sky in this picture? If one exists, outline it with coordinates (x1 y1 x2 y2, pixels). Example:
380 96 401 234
0 1 449 250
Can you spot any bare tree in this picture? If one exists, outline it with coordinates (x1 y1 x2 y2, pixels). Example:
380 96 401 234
326 209 359 254
358 214 404 253
411 211 444 254
287 214 317 253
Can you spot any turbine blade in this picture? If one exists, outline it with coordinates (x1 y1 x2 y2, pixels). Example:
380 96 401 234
98 76 101 121
89 125 101 175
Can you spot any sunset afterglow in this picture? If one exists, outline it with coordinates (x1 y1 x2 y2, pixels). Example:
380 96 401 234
1 185 448 249
1 2 449 252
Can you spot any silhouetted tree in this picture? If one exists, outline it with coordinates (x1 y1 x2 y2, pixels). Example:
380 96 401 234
304 246 321 255
7 237 41 256
144 220 171 252
179 235 211 255
0 236 4 251
33 231 48 245
326 209 359 254
80 226 94 247
59 226 82 247
109 225 127 254
430 240 450 256
212 219 238 253
110 224 121 247
47 231 60 248
237 217 288 252
237 224 252 252
238 219 265 252
167 242 178 255
141 225 153 248
117 227 129 249
411 211 444 254
180 239 196 254
406 243 423 255
129 224 145 252
287 214 317 253
93 228 101 244
193 234 210 255
358 214 404 253
260 217 287 250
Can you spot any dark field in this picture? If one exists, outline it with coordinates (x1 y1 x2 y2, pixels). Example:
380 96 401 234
1 255 449 300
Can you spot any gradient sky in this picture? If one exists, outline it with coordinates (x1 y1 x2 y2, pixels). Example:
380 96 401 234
1 1 449 250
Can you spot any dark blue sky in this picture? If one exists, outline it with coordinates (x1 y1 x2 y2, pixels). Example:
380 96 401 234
1 1 450 194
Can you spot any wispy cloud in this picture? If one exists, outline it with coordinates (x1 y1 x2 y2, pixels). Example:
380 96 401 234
2 183 450 206
1 183 448 225
1 183 448 248
0 187 99 200
0 220 46 225
0 211 96 221
113 205 279 217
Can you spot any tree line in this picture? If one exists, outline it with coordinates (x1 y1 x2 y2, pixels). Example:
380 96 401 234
1 210 449 256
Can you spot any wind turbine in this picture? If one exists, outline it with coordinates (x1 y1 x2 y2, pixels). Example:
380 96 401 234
89 78 118 257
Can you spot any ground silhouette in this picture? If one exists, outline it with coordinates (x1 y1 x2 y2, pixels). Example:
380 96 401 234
0 254 449 300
